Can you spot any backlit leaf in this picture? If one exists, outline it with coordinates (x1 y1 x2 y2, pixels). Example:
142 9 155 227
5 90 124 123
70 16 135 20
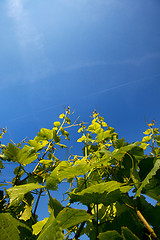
7 183 44 206
143 129 152 135
70 181 132 205
32 218 48 236
53 121 61 127
56 207 93 229
37 128 53 140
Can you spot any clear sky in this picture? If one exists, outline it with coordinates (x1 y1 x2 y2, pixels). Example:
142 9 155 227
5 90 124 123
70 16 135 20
0 0 160 225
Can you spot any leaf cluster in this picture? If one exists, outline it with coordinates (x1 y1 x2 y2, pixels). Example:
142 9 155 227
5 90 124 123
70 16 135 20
0 108 160 239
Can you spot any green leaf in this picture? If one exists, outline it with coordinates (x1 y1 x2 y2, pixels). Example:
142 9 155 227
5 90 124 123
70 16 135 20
112 142 140 160
48 196 63 216
56 207 93 229
98 230 123 240
19 193 34 221
0 213 31 240
87 121 101 134
39 159 53 167
145 185 160 202
77 134 86 142
32 218 48 236
0 160 4 171
37 128 53 140
53 129 60 143
37 212 64 240
18 145 37 166
114 138 126 149
122 227 140 240
155 135 160 146
0 154 7 160
135 159 160 197
142 135 152 143
46 160 90 188
59 113 65 119
143 129 152 135
65 116 71 124
53 121 61 127
139 143 149 150
96 130 112 142
0 213 20 240
28 138 48 152
3 143 37 166
3 143 20 162
70 181 132 205
7 183 44 206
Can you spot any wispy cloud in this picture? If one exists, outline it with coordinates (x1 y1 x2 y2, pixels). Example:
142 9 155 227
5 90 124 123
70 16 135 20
80 72 160 99
64 52 160 72
7 0 54 83
7 0 42 49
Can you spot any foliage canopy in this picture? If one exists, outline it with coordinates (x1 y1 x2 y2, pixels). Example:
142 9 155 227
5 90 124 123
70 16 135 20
0 107 160 239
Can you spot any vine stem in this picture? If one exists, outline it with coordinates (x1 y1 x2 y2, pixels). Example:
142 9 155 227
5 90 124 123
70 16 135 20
33 188 43 218
137 210 157 239
32 111 68 173
95 204 99 239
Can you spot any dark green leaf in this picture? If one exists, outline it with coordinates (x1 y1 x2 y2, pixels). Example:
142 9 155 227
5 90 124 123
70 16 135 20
122 227 140 240
98 230 123 240
48 196 63 217
136 159 160 197
0 213 31 240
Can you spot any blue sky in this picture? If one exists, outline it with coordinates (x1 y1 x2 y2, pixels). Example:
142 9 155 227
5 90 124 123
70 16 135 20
1 0 160 226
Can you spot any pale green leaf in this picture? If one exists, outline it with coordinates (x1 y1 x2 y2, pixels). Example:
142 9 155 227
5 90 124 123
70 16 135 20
39 159 53 167
59 113 65 119
140 143 149 150
77 134 86 142
28 139 48 152
18 145 37 166
19 204 32 221
143 129 152 135
7 183 44 206
87 122 101 134
142 135 152 143
54 121 61 127
32 218 48 236
37 128 53 140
